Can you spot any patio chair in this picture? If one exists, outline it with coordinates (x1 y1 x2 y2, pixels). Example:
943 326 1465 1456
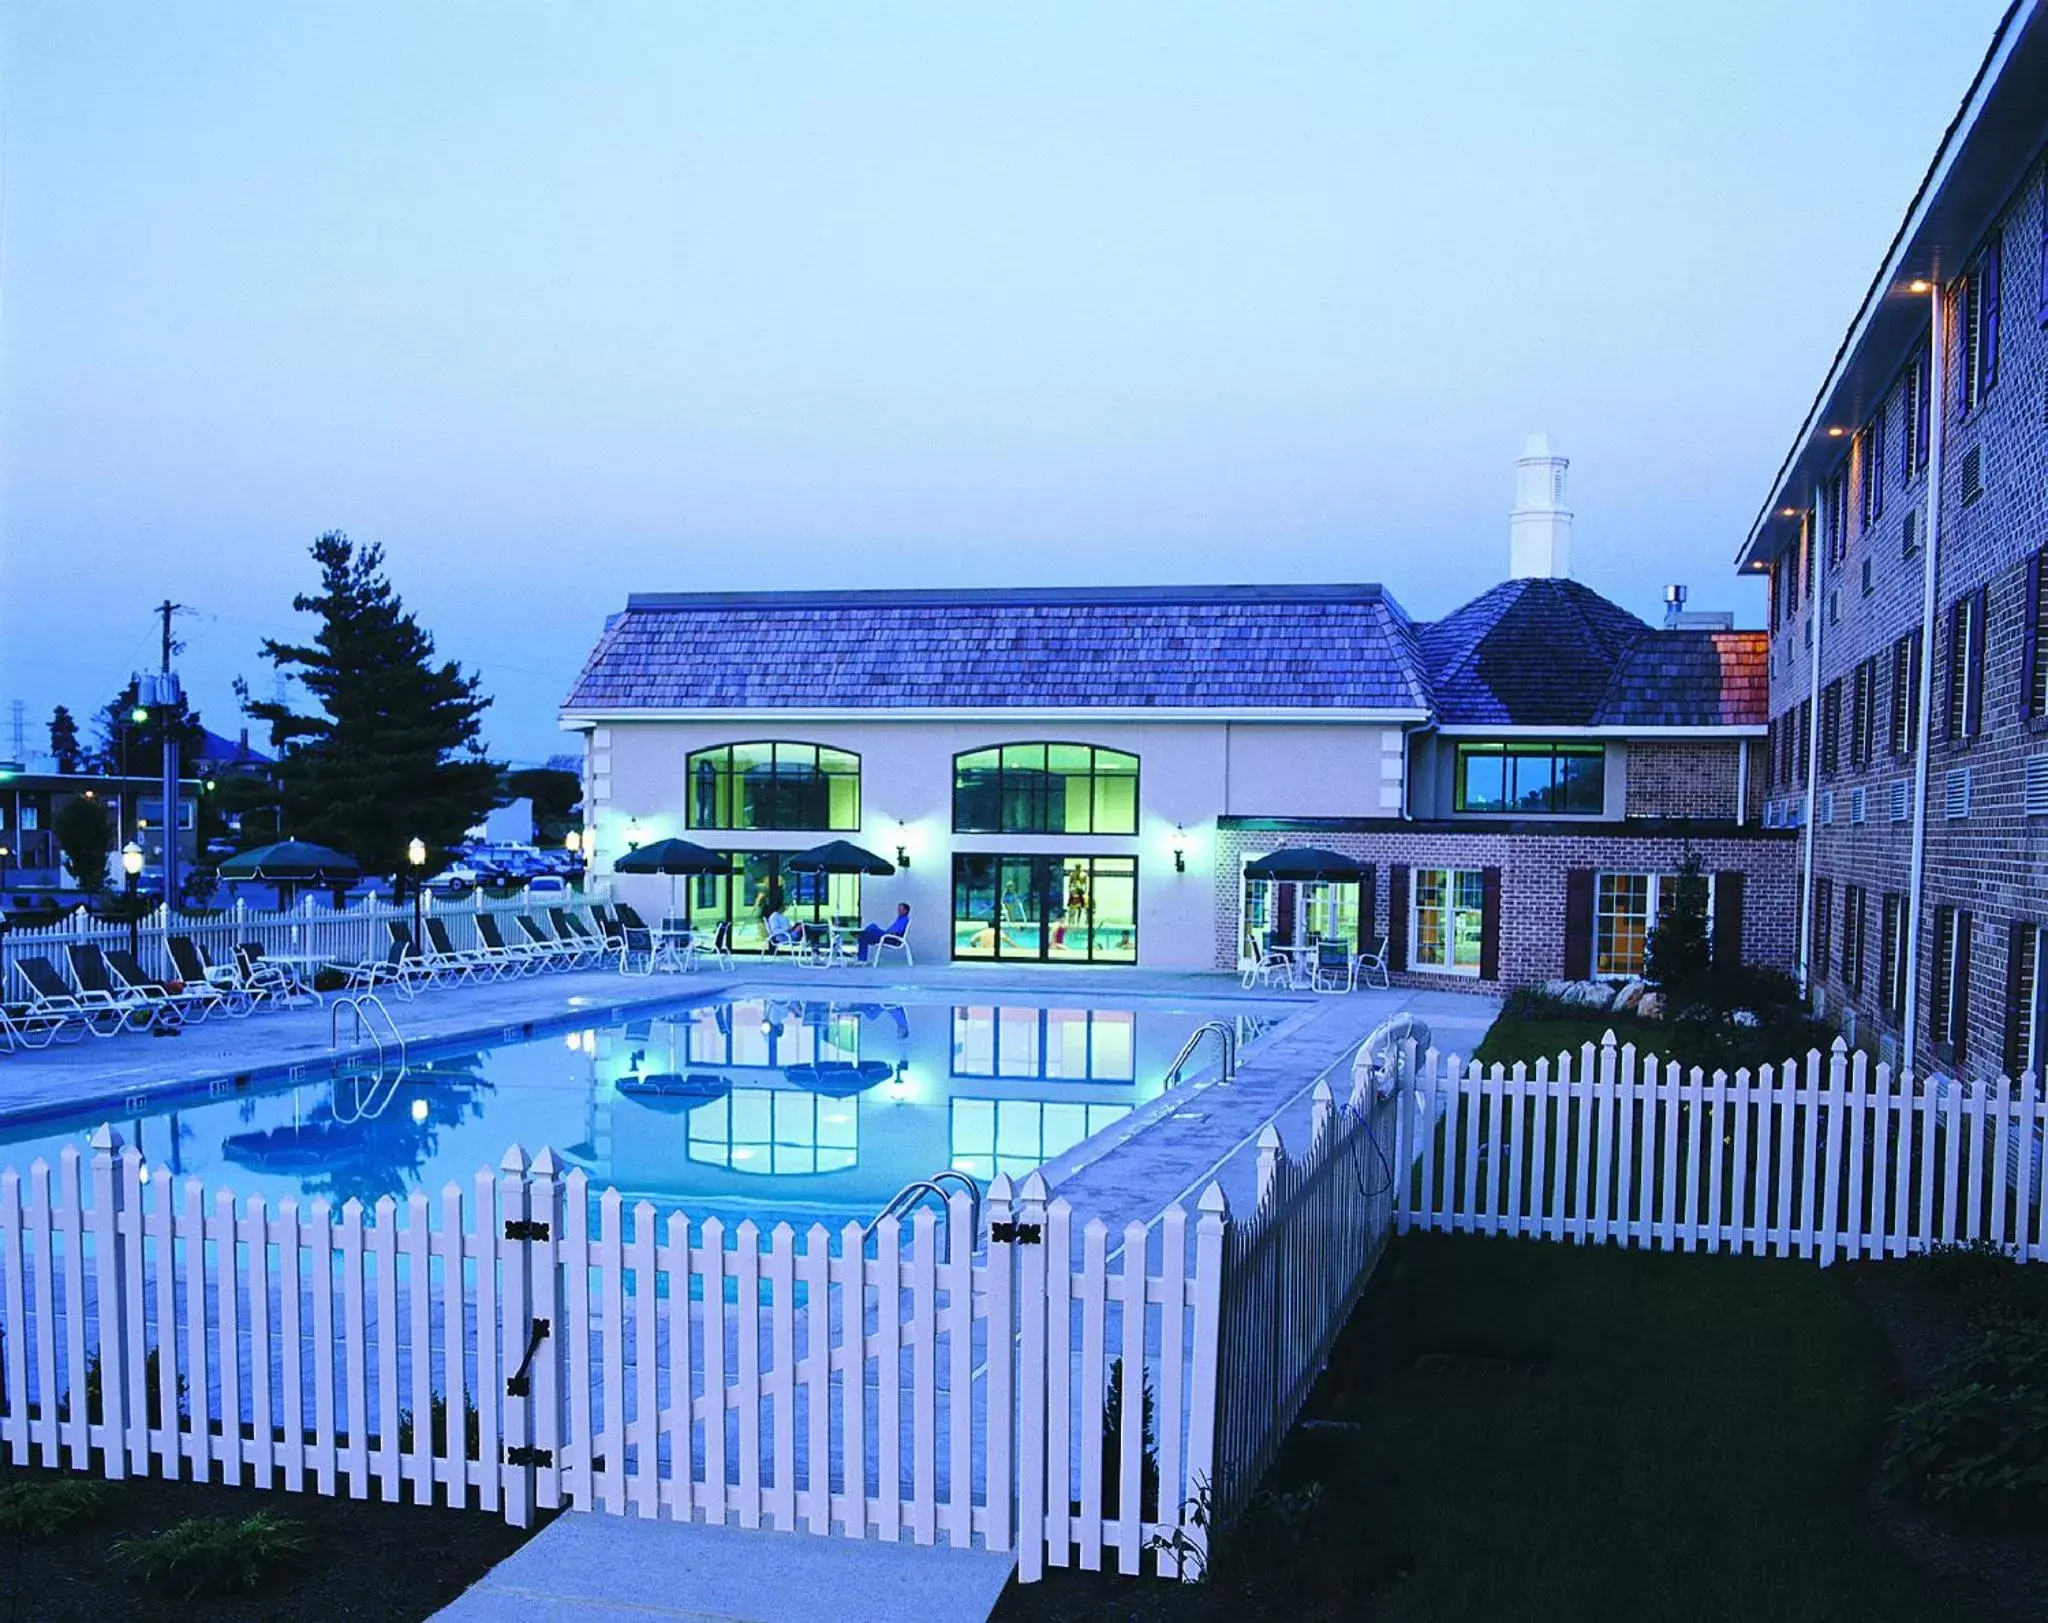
0 975 78 1049
589 904 625 952
766 920 808 959
334 939 417 998
868 925 912 968
681 919 734 972
548 909 606 970
13 959 109 1039
1241 933 1295 991
1310 939 1358 995
614 902 650 933
617 922 657 976
168 936 256 1017
1357 934 1391 990
106 948 221 1025
476 913 544 975
234 943 299 1009
515 914 578 969
66 943 165 1032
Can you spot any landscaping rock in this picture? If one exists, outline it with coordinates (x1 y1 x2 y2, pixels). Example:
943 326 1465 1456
1637 993 1665 1022
1560 980 1616 1011
1612 978 1648 1013
1732 1008 1760 1028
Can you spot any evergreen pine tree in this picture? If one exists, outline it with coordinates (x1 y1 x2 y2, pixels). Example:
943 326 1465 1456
47 706 84 774
244 531 499 879
52 796 115 892
1645 851 1714 1007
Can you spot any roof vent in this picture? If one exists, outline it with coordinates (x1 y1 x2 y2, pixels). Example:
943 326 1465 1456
1509 432 1573 580
1663 585 1688 627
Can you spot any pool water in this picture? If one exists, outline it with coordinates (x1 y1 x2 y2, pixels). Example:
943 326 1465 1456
0 993 1289 1227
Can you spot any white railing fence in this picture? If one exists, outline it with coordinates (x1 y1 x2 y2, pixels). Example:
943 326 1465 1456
1397 1034 2048 1264
0 893 560 990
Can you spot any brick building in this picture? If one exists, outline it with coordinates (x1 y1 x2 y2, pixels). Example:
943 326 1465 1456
565 434 1794 986
1738 0 2048 1078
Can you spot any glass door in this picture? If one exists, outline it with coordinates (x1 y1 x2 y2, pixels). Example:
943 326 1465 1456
951 854 1137 963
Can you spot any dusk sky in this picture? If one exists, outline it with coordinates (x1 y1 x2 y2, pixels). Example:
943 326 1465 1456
0 0 2012 765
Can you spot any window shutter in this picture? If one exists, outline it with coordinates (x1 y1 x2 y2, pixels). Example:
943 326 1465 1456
1356 865 1376 954
1943 601 1962 741
2025 550 2044 718
1387 865 1410 972
1955 912 1974 1064
2007 919 2030 1079
1275 883 1296 943
1967 584 1989 740
1915 351 1931 469
1563 869 1595 980
1983 233 2002 393
1909 629 1924 751
1479 866 1502 981
1713 872 1745 970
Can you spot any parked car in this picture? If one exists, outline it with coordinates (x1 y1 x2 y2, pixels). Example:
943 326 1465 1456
524 874 570 902
428 866 480 897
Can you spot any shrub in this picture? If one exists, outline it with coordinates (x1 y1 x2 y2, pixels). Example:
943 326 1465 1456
115 1511 308 1600
1100 1357 1160 1521
1882 1382 2048 1525
1901 1239 2025 1300
1943 1314 2048 1391
396 1393 482 1461
1500 985 1574 1021
0 1477 111 1541
1645 854 1713 1005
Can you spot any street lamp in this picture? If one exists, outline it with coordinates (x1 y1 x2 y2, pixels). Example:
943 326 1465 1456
407 837 427 945
121 841 144 957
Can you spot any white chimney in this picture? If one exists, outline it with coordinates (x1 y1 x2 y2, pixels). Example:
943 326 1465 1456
1509 431 1573 580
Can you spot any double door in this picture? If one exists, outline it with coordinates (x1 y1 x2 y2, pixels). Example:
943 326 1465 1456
952 855 1137 964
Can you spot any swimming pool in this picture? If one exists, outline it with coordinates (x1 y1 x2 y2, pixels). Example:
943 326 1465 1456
0 991 1290 1226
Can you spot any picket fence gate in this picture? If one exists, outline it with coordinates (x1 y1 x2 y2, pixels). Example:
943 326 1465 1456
1396 1033 2048 1263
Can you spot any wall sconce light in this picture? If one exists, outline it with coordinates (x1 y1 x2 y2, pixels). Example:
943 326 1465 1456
895 820 911 870
625 819 644 851
1170 825 1190 874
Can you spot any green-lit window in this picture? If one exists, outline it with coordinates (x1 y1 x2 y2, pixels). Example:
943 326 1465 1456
1454 742 1604 815
686 742 860 831
952 744 1138 834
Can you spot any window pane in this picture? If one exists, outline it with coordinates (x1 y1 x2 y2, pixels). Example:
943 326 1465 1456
1509 751 1556 812
1559 749 1604 814
1595 873 1651 977
952 856 999 958
1413 869 1447 966
1088 859 1138 962
1458 747 1506 812
954 752 1001 833
1092 760 1137 834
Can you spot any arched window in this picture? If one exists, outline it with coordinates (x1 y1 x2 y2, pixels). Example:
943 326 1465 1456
686 742 861 832
951 743 1138 834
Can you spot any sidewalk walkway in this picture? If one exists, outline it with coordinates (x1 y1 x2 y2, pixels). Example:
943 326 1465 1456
429 1514 1016 1623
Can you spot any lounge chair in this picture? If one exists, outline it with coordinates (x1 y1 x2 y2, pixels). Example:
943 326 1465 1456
65 944 166 1031
515 914 577 969
0 975 78 1048
168 936 257 1018
548 909 605 969
476 913 544 975
424 918 489 984
106 948 222 1024
589 905 625 952
20 955 128 1037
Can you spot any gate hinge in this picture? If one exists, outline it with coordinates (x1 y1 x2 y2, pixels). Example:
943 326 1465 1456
504 1445 553 1468
990 1221 1042 1245
504 1218 551 1242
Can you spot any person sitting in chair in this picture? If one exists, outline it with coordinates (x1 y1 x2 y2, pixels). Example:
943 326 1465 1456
761 893 802 954
857 902 911 962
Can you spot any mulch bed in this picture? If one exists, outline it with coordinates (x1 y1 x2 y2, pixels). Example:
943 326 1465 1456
0 1462 545 1622
1842 1263 2048 1623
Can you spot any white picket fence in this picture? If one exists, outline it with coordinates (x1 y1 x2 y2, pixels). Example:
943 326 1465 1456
0 893 560 990
1396 1034 2048 1264
0 1122 1352 1583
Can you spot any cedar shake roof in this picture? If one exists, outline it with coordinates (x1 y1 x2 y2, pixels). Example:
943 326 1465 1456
1417 578 1767 728
564 577 1765 728
563 585 1434 713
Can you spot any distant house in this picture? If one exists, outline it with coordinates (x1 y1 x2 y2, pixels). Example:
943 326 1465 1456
562 441 1794 984
0 772 201 891
193 726 273 780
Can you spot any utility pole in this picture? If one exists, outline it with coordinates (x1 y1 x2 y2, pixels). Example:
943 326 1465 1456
152 601 187 908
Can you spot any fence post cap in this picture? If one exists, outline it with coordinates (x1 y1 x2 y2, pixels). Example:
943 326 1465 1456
87 1123 124 1154
530 1146 562 1178
499 1143 530 1175
986 1171 1014 1204
1830 1035 1849 1053
1256 1123 1284 1153
1601 1029 1618 1047
1197 1181 1230 1218
1310 1078 1335 1107
1019 1170 1049 1204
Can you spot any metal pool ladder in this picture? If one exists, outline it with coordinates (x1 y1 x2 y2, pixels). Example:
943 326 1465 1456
1162 1019 1239 1088
331 992 407 1070
865 1169 981 1244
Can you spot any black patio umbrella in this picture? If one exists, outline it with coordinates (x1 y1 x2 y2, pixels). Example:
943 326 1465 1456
783 840 896 876
216 839 362 883
615 837 732 917
616 1071 732 1113
1243 847 1367 883
784 1059 896 1099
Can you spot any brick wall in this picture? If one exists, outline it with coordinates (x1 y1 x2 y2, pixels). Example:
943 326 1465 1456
1770 152 2048 1079
1624 741 1745 819
1213 822 1797 988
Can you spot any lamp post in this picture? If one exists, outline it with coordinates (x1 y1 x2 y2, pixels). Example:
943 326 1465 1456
0 843 10 889
121 841 144 957
408 837 427 945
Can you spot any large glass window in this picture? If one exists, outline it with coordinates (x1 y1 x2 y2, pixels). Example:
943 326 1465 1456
952 744 1138 834
670 853 864 952
1455 742 1604 815
951 854 1138 963
686 742 860 831
1412 869 1485 974
949 1098 1133 1182
687 1089 859 1176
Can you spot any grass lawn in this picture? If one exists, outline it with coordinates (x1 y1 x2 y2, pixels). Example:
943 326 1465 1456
995 1234 1956 1621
